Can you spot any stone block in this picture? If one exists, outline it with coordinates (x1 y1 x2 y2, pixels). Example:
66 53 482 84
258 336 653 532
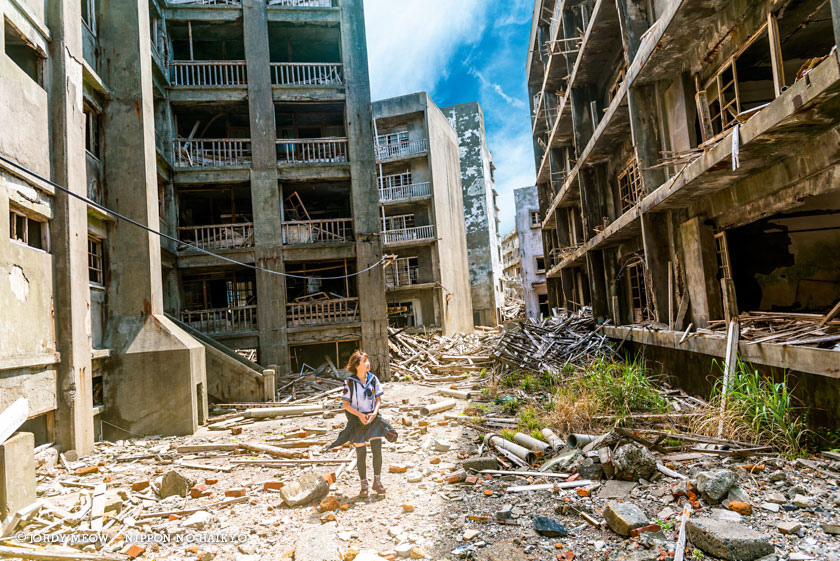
687 517 774 561
0 432 36 519
604 501 649 537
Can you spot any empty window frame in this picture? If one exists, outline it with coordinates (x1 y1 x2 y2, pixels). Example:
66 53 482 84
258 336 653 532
383 214 415 231
387 301 416 328
714 231 732 280
535 256 546 273
4 19 43 85
617 156 643 213
380 170 412 189
85 106 101 159
9 209 48 250
530 210 541 228
82 0 97 35
385 256 418 287
607 62 627 104
88 236 104 286
626 259 649 323
377 131 408 146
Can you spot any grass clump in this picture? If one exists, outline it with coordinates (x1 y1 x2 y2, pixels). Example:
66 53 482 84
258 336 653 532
517 406 544 433
691 358 809 456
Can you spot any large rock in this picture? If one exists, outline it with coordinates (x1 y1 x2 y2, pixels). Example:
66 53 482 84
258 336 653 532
612 444 657 481
603 501 649 537
696 469 738 504
295 524 340 561
159 470 193 498
461 457 499 472
278 473 329 507
687 517 774 561
533 517 568 537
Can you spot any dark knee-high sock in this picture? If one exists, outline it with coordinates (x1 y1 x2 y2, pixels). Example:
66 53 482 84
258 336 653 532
370 439 382 476
356 445 367 480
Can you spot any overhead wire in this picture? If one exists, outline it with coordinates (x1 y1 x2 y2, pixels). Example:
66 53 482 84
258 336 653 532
0 154 394 280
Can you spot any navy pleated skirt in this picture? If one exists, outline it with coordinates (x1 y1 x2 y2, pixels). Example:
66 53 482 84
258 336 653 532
327 411 398 449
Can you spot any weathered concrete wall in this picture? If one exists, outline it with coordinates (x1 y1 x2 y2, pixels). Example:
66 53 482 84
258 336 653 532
427 98 474 334
515 186 546 319
443 102 504 326
0 432 36 519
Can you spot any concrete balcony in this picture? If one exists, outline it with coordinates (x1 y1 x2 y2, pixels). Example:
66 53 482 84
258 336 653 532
382 225 435 246
378 182 431 203
170 60 247 87
287 297 359 327
270 62 343 87
375 139 427 161
177 223 254 250
276 138 348 164
181 305 257 335
173 138 251 168
280 218 353 245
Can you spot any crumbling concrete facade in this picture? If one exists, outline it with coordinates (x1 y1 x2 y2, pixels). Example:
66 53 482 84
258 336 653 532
527 0 840 419
515 186 548 319
372 92 474 335
1 0 209 455
501 229 523 301
443 102 504 327
153 0 390 381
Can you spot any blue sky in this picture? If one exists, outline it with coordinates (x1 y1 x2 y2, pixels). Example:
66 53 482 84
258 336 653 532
364 0 536 235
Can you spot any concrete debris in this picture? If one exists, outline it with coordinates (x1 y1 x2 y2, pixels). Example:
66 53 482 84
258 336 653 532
612 443 658 481
278 473 329 507
532 516 568 537
603 501 649 537
686 517 775 561
159 469 193 498
695 469 738 503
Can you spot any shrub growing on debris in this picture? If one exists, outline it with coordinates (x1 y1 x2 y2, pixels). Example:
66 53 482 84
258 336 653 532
575 357 668 420
693 358 810 456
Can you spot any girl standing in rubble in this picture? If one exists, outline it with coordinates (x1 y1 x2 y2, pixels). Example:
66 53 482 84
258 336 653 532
326 350 397 497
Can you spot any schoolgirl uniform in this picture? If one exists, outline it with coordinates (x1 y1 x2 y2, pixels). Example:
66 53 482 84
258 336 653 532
327 372 397 448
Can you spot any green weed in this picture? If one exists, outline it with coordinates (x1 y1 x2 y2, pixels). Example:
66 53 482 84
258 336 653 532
518 406 544 433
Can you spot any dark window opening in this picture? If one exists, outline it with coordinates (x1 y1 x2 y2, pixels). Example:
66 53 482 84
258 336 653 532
285 260 357 302
9 209 47 250
5 20 42 85
85 107 101 158
267 22 341 63
170 21 245 61
626 259 650 323
538 293 550 318
776 0 835 88
536 256 546 273
182 270 257 311
289 340 359 376
88 236 104 286
388 301 416 328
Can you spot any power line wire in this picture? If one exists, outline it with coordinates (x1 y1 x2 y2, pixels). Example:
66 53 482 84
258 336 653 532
0 154 390 280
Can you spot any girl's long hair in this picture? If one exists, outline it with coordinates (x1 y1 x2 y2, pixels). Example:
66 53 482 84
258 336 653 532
345 350 369 376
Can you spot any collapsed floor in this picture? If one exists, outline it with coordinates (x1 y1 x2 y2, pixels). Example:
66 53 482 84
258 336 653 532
2 313 840 561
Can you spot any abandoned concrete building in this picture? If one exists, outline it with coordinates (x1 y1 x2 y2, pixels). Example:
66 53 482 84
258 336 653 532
515 186 549 319
501 229 523 301
443 102 505 327
372 92 474 335
154 0 390 382
528 0 840 418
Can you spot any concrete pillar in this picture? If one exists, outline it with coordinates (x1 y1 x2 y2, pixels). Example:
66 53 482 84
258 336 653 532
578 167 606 243
679 217 722 327
831 0 840 48
242 0 287 370
570 85 595 159
47 0 94 456
99 0 206 438
586 250 609 321
628 83 667 193
341 0 389 380
615 0 650 64
0 432 36 519
640 213 671 325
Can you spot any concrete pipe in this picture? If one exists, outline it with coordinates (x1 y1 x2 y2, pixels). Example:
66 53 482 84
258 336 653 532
483 434 537 464
541 428 565 452
566 433 598 448
513 432 549 455
437 388 473 400
244 405 323 418
420 399 457 416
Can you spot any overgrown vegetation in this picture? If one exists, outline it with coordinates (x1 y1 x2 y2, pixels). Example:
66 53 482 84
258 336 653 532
691 358 810 456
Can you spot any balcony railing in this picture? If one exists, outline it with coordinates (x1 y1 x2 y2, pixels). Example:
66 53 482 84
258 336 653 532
276 138 348 164
550 244 581 266
169 0 241 5
286 297 359 327
270 63 343 87
268 0 335 6
170 61 247 87
375 139 427 160
281 219 353 244
174 138 251 168
378 182 431 203
181 305 257 335
385 266 418 288
382 225 435 245
177 223 254 250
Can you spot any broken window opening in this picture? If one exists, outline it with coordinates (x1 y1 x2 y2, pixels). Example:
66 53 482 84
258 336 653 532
776 0 836 88
170 20 245 61
607 61 627 105
385 256 419 288
88 236 104 287
85 106 101 159
267 22 341 64
530 210 541 228
180 270 257 334
280 183 353 244
617 156 643 213
714 231 732 281
388 301 416 328
536 256 546 274
626 259 650 324
4 19 43 86
286 261 359 327
173 103 252 168
177 183 253 250
289 340 360 377
9 208 48 251
82 0 97 36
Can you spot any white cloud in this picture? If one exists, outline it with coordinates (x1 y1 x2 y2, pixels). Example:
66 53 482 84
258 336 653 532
468 67 526 108
363 0 487 100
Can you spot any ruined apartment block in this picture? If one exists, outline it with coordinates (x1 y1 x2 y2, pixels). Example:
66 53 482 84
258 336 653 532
528 0 840 419
154 0 390 383
443 102 505 327
372 93 474 335
515 186 549 319
1 0 215 460
501 229 523 301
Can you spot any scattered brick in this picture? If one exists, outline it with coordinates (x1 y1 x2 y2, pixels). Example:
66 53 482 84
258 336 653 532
319 495 341 512
74 465 99 475
728 501 753 516
224 488 247 498
430 457 441 465
389 464 408 474
126 544 146 558
630 524 662 538
131 480 150 492
190 484 211 498
205 479 218 486
324 472 337 485
230 427 242 435
577 488 590 498
263 481 285 491
402 504 415 513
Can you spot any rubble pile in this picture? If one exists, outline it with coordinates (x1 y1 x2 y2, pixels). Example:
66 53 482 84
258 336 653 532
491 307 617 373
500 300 526 323
388 327 501 382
